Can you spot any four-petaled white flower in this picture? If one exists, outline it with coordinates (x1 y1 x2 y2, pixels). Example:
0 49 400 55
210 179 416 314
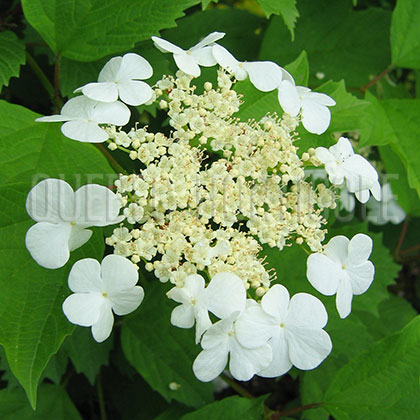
167 272 245 343
235 285 332 377
62 255 144 342
193 305 272 382
25 178 123 269
306 234 375 318
152 32 225 77
212 44 294 92
367 183 406 225
36 96 130 143
315 137 381 203
75 53 154 106
277 80 336 134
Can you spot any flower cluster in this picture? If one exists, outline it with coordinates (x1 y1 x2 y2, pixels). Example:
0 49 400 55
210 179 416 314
25 32 383 383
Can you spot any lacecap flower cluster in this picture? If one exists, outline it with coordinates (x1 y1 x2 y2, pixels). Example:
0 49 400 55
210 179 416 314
26 32 380 382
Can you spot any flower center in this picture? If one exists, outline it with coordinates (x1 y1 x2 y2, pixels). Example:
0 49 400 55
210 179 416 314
191 298 197 305
280 322 285 328
102 292 108 298
228 330 235 337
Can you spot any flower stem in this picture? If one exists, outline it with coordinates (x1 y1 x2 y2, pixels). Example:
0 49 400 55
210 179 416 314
53 55 64 112
25 51 55 99
358 66 394 92
220 373 255 399
95 143 128 175
96 371 107 420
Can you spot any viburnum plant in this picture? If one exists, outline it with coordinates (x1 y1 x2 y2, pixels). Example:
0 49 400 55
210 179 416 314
2 1 420 419
26 31 380 382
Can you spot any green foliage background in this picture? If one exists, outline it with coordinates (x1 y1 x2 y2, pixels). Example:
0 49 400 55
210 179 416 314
0 0 419 419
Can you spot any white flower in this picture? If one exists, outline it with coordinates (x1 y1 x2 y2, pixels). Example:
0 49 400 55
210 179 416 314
212 44 294 92
167 272 245 343
367 183 406 225
62 255 144 342
235 285 332 377
315 137 381 203
25 178 123 269
277 80 336 134
75 53 153 106
152 32 225 77
192 307 272 382
36 96 130 143
306 234 375 318
339 184 356 212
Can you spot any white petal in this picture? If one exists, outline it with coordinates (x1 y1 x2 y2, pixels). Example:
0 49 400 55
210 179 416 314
258 329 292 377
62 292 103 326
118 80 153 106
315 147 335 165
192 32 225 50
212 44 239 73
190 46 217 67
229 338 272 381
306 253 341 296
68 258 102 293
109 286 144 315
91 300 114 342
336 277 353 318
331 137 354 158
340 187 356 212
243 61 284 92
355 189 371 203
185 274 206 296
348 233 373 264
301 100 331 135
81 82 119 102
371 180 382 201
173 53 201 77
68 227 93 251
286 327 332 370
74 184 122 227
235 304 275 348
25 222 71 269
98 56 123 82
200 316 233 350
205 272 246 319
35 115 73 122
324 235 349 264
171 304 195 328
261 284 289 321
26 178 74 223
61 120 109 143
91 101 130 126
277 80 301 116
194 306 212 343
193 344 229 382
280 68 295 85
342 155 378 193
387 200 406 224
346 262 374 295
304 91 336 106
101 254 139 291
151 36 184 54
118 53 153 81
287 293 328 329
60 96 95 119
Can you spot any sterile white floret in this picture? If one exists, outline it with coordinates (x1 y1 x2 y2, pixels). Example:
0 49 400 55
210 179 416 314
62 255 144 342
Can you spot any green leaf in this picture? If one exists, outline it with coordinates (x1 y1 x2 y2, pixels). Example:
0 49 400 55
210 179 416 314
391 0 420 68
0 384 82 419
284 50 309 86
21 0 200 61
121 280 214 408
359 97 420 197
180 395 266 420
201 0 218 9
379 145 420 216
324 316 420 420
257 0 299 40
62 328 113 385
0 101 114 408
0 31 25 88
259 0 391 88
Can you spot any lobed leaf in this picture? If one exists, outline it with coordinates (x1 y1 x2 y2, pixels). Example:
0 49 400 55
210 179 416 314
0 31 25 89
